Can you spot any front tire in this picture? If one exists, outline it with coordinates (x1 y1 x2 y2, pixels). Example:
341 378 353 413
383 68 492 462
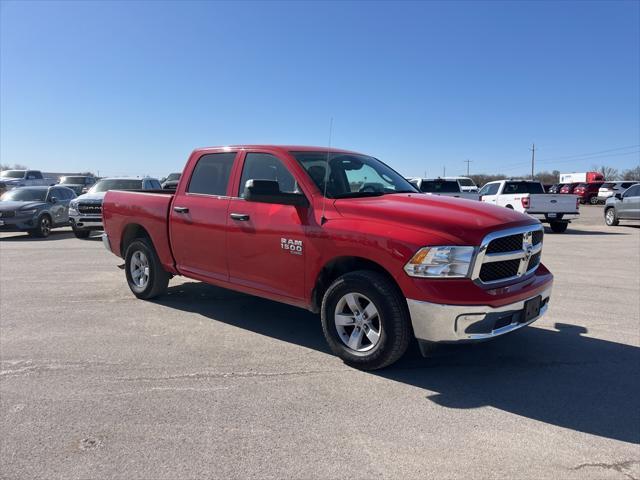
72 227 91 239
549 221 568 233
605 208 619 226
321 270 411 370
125 239 170 299
30 215 52 238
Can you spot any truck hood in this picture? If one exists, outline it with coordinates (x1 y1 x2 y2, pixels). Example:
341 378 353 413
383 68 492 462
75 192 106 202
333 193 538 245
0 200 46 211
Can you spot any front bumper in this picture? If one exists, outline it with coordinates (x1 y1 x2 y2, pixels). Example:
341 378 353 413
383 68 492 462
407 285 552 343
69 213 103 230
0 215 39 231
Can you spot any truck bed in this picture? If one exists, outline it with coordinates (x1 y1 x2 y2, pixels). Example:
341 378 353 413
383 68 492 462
102 190 177 272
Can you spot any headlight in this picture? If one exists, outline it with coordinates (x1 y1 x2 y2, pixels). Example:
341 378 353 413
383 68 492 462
69 201 78 210
404 246 475 278
19 209 38 216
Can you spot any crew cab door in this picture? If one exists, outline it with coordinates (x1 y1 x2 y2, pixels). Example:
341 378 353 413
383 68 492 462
479 182 500 204
226 151 308 301
169 151 238 282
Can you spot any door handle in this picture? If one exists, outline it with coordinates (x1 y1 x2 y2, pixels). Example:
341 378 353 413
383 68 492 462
230 213 250 221
173 206 189 214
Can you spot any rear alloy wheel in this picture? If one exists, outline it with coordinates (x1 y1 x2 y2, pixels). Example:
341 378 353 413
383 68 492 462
30 215 52 238
321 270 411 370
125 239 170 299
605 208 619 226
549 221 568 233
589 196 599 205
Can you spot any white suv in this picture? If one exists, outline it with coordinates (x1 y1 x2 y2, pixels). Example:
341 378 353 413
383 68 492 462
597 182 637 204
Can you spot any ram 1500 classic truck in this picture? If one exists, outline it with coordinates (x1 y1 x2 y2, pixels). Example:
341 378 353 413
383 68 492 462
479 180 579 233
102 146 553 370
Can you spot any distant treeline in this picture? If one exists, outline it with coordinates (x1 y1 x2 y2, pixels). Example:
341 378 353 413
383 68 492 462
470 165 640 186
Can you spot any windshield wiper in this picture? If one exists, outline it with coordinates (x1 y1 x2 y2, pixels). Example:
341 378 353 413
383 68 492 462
386 190 417 194
332 191 386 199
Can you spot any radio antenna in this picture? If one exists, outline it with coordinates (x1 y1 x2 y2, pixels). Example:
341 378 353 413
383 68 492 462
320 117 333 225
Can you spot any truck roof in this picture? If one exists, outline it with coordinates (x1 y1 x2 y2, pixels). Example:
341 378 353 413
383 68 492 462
194 145 364 155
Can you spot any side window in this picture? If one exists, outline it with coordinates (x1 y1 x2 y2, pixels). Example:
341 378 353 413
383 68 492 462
621 182 635 189
144 179 161 189
28 171 43 180
187 152 236 196
624 185 639 197
238 153 297 197
479 183 499 196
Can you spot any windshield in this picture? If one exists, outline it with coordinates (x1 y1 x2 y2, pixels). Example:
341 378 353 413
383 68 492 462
89 179 143 193
457 178 475 187
166 173 181 181
420 180 460 193
291 152 417 198
0 170 25 179
61 176 87 184
1 188 47 202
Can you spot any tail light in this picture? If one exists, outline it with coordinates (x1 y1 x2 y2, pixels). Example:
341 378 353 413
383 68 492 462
521 197 530 209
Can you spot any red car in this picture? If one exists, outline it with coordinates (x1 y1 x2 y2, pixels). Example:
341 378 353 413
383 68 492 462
559 182 581 194
572 182 605 205
102 145 553 370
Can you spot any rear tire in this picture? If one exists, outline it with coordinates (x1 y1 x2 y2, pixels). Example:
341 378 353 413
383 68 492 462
30 215 52 238
125 239 170 299
72 227 91 239
605 208 619 226
549 221 568 233
321 270 411 370
589 196 599 205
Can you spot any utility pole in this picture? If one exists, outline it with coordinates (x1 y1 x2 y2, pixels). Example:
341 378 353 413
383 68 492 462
464 159 472 176
530 143 536 180
443 166 446 177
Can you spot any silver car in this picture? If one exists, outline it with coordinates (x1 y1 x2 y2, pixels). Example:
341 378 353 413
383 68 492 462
604 183 640 226
597 181 637 204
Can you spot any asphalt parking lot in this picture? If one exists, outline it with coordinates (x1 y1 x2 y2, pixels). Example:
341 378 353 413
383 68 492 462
1 205 639 480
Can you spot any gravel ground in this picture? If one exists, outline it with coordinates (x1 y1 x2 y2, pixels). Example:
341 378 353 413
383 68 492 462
1 205 639 480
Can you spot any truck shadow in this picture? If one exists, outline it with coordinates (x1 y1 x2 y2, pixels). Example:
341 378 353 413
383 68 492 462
0 230 76 241
154 281 640 445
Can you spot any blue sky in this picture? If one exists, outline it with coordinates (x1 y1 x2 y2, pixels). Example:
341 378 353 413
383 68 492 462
1 0 639 178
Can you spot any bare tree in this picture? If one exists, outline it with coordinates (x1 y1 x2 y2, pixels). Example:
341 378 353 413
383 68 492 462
470 173 507 188
593 165 619 180
621 166 640 181
0 163 29 171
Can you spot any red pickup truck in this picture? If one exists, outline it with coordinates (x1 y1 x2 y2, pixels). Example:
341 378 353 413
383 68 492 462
102 145 553 370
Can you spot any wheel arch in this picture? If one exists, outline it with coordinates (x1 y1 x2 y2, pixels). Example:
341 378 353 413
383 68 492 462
120 223 153 257
310 256 404 314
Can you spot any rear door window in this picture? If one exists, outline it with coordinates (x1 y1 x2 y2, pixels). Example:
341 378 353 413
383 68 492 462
187 152 236 196
238 153 297 197
504 182 544 194
624 185 640 197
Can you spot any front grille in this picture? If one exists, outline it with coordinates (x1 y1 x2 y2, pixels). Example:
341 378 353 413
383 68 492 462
479 259 521 282
473 225 544 285
532 230 543 245
486 234 523 253
528 252 541 271
78 204 102 215
0 211 16 218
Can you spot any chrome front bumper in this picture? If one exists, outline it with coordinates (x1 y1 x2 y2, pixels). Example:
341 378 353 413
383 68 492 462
69 213 103 229
407 286 552 343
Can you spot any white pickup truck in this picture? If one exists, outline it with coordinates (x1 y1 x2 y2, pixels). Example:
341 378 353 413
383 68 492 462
407 178 480 200
0 170 57 195
479 180 579 233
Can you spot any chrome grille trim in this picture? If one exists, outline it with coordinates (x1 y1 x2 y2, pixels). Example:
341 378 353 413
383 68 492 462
471 224 544 286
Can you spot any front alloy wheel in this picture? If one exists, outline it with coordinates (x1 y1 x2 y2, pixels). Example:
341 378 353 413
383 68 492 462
334 293 382 352
605 208 619 226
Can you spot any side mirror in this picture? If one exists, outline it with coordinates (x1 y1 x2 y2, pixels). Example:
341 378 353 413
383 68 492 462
50 196 58 204
615 193 623 200
245 180 308 207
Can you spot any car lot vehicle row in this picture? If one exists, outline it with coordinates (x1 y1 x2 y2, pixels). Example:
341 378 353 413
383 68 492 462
406 177 480 200
604 183 640 226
